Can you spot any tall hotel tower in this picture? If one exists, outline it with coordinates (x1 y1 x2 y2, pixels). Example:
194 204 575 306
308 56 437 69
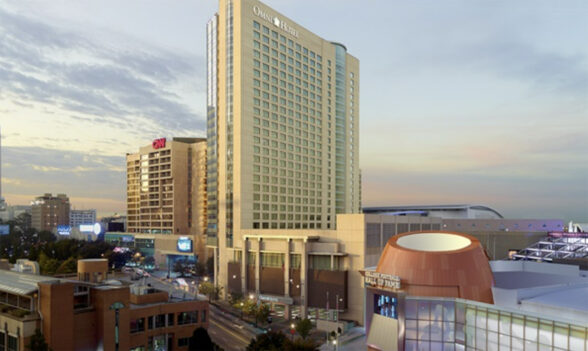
207 0 360 316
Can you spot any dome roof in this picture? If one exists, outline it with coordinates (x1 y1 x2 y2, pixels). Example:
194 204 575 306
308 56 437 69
376 231 494 303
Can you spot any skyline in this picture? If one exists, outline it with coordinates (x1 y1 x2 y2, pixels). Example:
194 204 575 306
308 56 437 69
1 0 587 221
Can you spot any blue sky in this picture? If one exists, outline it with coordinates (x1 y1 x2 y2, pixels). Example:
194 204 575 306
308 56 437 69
0 0 586 221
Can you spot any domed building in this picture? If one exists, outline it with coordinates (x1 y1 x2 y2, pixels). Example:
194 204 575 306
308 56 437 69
375 231 494 303
364 231 496 351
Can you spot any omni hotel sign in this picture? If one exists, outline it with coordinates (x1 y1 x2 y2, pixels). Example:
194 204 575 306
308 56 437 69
364 271 401 290
253 6 299 38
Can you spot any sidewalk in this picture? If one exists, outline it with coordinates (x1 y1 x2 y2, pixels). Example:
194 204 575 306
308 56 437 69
319 326 366 351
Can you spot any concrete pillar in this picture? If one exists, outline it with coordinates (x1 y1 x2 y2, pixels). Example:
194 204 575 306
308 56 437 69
255 238 261 295
241 238 247 296
300 239 308 319
284 238 291 320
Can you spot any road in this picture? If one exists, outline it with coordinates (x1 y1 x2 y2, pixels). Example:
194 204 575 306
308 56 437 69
118 270 258 351
208 304 257 351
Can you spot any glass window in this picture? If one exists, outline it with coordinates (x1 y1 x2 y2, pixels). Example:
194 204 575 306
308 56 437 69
405 299 418 319
525 319 538 342
130 318 145 333
178 338 189 347
418 301 430 320
168 313 174 326
405 320 418 339
553 324 568 349
155 314 165 328
148 315 154 330
7 336 17 351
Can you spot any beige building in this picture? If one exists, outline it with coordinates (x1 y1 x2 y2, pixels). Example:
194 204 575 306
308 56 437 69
31 193 70 232
222 214 441 325
126 138 208 260
207 0 362 318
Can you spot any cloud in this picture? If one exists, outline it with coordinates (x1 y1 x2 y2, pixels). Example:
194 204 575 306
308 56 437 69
0 5 206 135
2 146 125 202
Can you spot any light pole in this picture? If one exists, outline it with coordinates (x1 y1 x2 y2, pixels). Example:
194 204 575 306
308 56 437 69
290 323 295 341
240 301 244 319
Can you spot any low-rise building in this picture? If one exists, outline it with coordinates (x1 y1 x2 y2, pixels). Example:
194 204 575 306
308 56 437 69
0 259 208 351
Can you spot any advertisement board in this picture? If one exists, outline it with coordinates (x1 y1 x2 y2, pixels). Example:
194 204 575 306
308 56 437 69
177 237 193 253
0 225 9 235
57 225 71 236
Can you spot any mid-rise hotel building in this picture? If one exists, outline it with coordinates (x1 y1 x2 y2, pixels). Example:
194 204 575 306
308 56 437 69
126 138 208 263
207 0 362 320
31 193 70 232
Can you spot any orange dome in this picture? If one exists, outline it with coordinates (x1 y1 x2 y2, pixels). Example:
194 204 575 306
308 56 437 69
376 231 494 303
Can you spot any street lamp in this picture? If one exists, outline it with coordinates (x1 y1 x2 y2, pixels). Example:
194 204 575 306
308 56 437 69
240 302 244 319
290 323 295 340
332 339 337 351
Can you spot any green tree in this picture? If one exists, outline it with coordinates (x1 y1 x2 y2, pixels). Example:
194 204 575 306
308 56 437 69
295 318 313 340
246 331 287 351
27 329 49 351
255 303 270 326
55 256 78 274
199 282 222 302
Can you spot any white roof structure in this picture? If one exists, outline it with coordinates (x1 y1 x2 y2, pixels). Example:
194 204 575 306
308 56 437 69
0 270 60 295
512 232 588 261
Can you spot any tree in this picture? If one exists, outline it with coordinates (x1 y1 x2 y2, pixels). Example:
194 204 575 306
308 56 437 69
189 327 214 351
27 329 49 351
255 303 270 327
55 256 78 274
295 318 313 340
194 261 206 276
199 282 222 302
285 338 319 351
246 331 287 351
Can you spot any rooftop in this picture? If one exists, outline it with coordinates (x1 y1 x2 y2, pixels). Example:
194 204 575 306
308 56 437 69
0 270 60 295
396 232 472 252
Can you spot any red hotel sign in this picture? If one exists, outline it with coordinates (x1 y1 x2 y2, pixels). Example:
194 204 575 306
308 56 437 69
152 138 166 149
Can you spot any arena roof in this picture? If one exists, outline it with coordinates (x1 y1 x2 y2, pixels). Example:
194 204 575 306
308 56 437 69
363 204 504 218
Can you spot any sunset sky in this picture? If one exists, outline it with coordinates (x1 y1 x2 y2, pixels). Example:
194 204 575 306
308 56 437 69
1 0 586 221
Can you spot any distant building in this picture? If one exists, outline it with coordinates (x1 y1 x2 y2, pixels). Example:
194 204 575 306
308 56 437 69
0 205 32 222
31 193 70 232
69 209 97 227
363 205 565 260
0 258 209 351
126 138 208 263
100 214 127 232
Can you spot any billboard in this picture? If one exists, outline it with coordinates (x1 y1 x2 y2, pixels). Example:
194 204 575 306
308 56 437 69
0 225 9 235
57 225 71 236
80 223 102 235
177 237 193 253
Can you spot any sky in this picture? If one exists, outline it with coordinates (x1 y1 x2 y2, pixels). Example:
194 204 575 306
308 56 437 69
0 0 587 221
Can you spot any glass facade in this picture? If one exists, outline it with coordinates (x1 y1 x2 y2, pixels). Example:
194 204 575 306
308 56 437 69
333 43 347 214
206 15 219 247
224 0 234 247
404 297 588 351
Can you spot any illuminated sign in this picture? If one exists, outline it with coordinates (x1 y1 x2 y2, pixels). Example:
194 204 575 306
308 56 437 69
253 6 298 38
152 138 166 149
79 223 101 234
0 225 9 235
364 271 401 290
259 294 293 305
121 235 134 243
57 225 71 236
177 237 193 253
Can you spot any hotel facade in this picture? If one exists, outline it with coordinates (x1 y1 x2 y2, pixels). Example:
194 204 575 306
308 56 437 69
126 138 208 264
206 0 362 319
